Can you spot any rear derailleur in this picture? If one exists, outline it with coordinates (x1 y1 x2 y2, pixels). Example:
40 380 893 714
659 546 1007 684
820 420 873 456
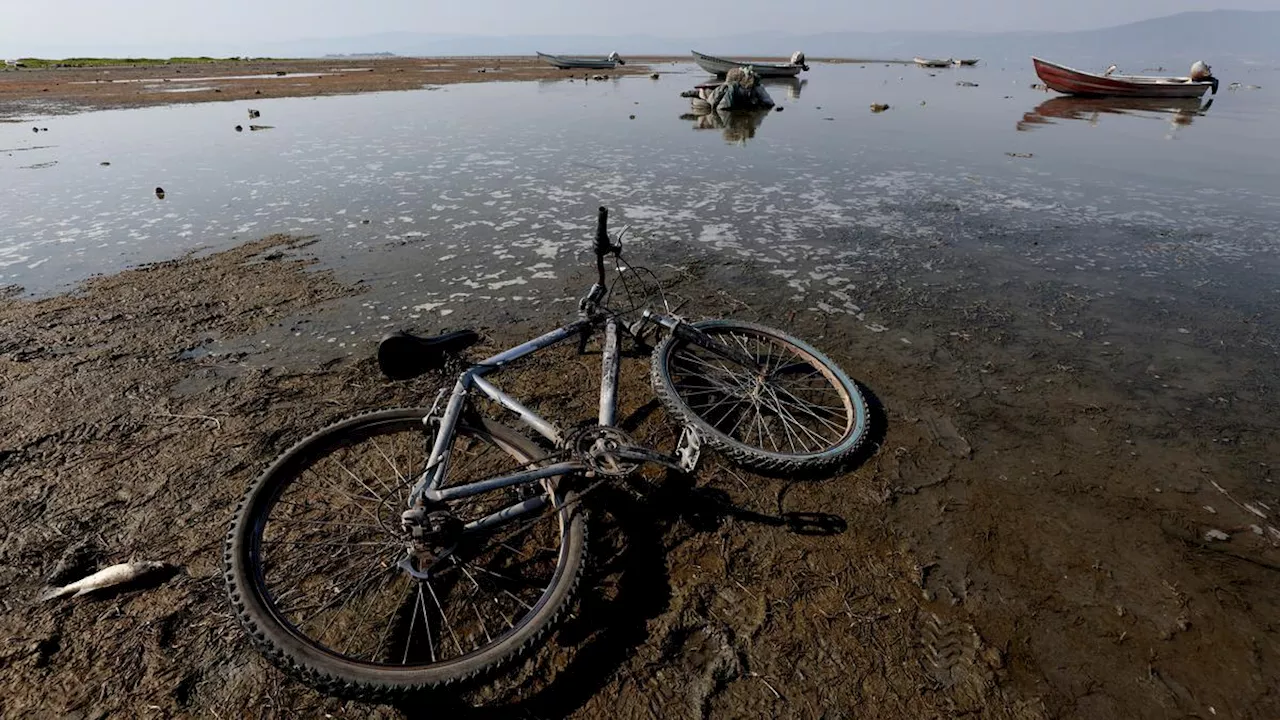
397 506 462 580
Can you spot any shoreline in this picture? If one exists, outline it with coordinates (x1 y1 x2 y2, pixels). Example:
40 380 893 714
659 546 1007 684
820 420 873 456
0 56 658 118
0 55 909 118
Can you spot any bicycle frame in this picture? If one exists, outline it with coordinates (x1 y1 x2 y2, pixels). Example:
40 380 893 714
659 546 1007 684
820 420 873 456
405 307 634 533
401 207 712 537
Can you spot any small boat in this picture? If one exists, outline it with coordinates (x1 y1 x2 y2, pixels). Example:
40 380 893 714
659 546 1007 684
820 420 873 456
952 58 980 66
536 51 624 70
913 57 951 68
1031 57 1217 98
691 50 808 78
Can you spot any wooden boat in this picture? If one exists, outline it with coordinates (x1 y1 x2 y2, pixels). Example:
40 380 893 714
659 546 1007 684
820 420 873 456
536 51 624 70
1031 57 1217 98
691 50 808 78
952 58 980 66
913 57 951 68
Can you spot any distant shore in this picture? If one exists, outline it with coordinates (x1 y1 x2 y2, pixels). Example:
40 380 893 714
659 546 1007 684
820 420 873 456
0 56 660 118
0 55 915 118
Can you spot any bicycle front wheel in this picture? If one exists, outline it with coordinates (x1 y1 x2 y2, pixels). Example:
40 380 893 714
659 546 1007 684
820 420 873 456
223 409 585 699
651 320 868 473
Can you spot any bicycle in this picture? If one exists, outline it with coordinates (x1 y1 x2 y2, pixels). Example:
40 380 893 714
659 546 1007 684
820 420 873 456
223 206 870 699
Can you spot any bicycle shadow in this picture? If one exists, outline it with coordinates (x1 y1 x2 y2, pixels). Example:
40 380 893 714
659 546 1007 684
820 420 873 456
396 385 887 719
395 485 671 719
396 484 849 719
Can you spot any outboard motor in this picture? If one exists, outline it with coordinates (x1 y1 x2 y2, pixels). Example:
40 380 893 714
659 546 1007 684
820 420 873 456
608 51 625 66
1190 60 1217 94
791 51 809 71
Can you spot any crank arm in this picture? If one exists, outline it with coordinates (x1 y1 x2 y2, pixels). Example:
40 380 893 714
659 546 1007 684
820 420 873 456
611 447 689 474
613 426 702 474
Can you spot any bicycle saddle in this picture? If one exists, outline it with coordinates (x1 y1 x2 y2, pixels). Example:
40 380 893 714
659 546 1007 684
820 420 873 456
377 329 480 380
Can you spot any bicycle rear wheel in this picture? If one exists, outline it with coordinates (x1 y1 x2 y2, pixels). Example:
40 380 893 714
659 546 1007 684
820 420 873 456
223 408 585 699
651 320 868 473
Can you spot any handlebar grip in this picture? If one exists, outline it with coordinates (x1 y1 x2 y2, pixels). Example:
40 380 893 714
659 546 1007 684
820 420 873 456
594 206 609 254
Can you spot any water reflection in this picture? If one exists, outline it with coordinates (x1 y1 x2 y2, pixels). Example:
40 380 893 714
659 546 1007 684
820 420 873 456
1017 96 1213 132
762 77 806 100
680 108 770 144
696 76 805 100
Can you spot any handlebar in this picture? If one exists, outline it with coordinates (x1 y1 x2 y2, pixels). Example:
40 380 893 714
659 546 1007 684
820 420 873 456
594 206 611 256
592 205 618 287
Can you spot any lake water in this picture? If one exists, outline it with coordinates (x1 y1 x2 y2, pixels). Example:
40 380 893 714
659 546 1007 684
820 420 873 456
2 62 1278 343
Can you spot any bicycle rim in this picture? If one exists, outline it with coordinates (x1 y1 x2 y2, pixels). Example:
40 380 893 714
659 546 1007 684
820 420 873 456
226 410 584 695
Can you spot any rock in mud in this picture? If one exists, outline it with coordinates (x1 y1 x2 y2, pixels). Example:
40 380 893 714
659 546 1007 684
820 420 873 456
923 413 972 458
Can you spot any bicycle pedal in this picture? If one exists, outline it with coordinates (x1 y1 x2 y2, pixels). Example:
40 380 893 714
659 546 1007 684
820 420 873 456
676 426 702 473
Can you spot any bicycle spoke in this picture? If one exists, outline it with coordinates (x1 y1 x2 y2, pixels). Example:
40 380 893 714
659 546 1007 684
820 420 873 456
242 414 577 671
426 581 466 658
411 583 435 664
768 381 851 434
762 384 830 450
473 604 493 644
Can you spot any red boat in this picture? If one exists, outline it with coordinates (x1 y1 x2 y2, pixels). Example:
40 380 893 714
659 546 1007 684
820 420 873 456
1031 57 1218 98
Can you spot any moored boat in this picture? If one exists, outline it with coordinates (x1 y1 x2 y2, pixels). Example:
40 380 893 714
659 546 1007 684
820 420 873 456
1031 57 1218 98
536 51 624 70
952 58 980 66
691 50 808 78
913 57 951 68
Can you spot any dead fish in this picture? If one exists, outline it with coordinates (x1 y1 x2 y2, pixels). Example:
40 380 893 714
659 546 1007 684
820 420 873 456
155 186 166 199
1005 152 1034 159
39 561 168 601
870 103 890 113
248 124 274 131
248 108 260 118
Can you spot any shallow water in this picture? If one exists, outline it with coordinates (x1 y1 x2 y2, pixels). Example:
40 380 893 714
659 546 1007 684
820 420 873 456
2 63 1278 333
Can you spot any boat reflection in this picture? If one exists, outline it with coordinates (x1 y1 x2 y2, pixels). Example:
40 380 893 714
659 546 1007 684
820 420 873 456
681 108 771 144
1017 95 1213 132
762 77 806 100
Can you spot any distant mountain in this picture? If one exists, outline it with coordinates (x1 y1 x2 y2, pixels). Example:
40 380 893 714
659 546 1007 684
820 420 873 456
13 11 1279 68
249 10 1278 68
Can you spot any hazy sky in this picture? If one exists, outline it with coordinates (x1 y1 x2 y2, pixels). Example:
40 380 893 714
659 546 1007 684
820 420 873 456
3 1 1275 54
